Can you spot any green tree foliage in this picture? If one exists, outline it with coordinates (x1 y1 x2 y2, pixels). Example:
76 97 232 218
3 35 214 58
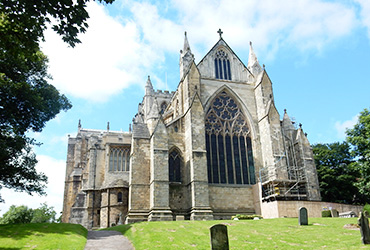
0 205 33 224
31 203 56 223
0 0 114 201
346 108 370 201
313 142 361 204
0 203 57 224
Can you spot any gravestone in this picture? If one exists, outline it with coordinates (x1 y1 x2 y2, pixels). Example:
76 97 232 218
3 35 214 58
358 212 370 244
331 209 339 218
299 207 308 226
210 224 229 250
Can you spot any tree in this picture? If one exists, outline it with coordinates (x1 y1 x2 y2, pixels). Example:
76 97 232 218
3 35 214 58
0 0 114 201
346 108 370 202
31 203 57 223
312 142 361 204
0 205 33 224
0 203 57 224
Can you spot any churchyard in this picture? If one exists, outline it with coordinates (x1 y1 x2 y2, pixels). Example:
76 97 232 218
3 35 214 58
1 217 370 249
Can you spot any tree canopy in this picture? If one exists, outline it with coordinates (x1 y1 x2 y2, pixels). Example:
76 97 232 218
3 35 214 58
312 142 360 204
0 0 114 201
346 108 370 201
313 108 370 205
0 203 56 224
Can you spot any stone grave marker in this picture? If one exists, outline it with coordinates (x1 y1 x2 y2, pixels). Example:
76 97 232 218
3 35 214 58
299 207 308 226
210 224 229 250
331 209 339 217
358 212 370 244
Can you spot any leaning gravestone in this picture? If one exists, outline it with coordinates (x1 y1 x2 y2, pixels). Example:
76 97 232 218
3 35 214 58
210 224 229 250
358 212 370 244
299 207 308 226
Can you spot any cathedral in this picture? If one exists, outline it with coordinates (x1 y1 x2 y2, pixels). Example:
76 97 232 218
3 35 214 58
62 30 321 229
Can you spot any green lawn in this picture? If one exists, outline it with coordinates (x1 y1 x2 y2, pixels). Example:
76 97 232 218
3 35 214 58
107 218 370 250
0 223 87 250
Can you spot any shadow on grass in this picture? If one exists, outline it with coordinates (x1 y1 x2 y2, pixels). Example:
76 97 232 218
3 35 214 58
100 223 133 235
0 223 88 241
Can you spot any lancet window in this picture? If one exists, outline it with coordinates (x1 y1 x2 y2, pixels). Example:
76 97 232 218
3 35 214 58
169 149 181 182
117 192 123 202
109 146 130 171
214 50 231 80
205 91 255 185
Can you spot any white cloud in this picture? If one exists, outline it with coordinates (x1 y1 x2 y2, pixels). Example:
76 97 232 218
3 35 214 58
41 0 360 102
335 115 358 140
355 0 370 39
0 155 66 216
42 2 162 102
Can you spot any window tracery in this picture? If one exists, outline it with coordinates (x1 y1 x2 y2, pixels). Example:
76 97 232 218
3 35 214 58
214 50 231 80
109 146 130 172
205 91 255 184
169 149 181 182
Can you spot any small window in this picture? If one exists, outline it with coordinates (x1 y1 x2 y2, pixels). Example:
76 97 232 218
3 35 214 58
214 50 231 80
117 192 123 203
160 102 167 114
109 146 130 171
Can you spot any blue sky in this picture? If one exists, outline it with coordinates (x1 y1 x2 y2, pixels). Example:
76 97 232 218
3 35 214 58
1 0 370 216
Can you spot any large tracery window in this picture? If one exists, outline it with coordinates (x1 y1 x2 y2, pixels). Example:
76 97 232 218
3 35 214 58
169 149 181 182
205 91 255 185
109 146 130 171
214 50 231 80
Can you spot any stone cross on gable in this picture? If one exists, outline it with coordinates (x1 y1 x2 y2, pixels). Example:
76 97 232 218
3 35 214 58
217 29 223 38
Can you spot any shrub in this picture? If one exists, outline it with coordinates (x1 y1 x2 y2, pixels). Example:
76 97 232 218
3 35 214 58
231 214 263 220
0 205 33 224
322 210 332 217
363 204 370 216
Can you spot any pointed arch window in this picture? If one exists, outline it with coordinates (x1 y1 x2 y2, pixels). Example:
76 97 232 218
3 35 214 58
109 146 130 172
205 91 255 185
214 50 231 80
169 149 181 182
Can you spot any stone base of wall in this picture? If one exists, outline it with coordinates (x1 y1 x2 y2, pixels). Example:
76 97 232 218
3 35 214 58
148 208 173 221
125 210 149 223
261 200 363 218
190 207 214 220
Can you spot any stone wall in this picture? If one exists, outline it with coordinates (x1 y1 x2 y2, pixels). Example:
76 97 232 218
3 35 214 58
209 185 255 219
261 200 363 218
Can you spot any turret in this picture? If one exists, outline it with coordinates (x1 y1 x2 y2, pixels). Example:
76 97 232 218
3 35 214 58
179 32 194 79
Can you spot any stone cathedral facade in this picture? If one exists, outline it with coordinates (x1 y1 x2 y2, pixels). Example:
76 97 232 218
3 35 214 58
62 31 321 229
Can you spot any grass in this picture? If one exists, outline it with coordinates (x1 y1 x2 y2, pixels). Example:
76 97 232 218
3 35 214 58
106 217 370 250
0 223 87 250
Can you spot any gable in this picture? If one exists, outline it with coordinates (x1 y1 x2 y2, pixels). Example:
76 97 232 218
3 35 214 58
197 38 252 82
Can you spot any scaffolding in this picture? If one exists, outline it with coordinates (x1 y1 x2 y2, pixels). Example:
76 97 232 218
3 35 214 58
259 127 310 202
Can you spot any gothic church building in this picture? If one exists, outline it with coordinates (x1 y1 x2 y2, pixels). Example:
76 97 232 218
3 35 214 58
62 31 321 228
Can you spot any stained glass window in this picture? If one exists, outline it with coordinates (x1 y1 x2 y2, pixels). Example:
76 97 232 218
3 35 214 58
214 50 231 80
109 146 130 172
205 91 255 184
169 149 181 182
